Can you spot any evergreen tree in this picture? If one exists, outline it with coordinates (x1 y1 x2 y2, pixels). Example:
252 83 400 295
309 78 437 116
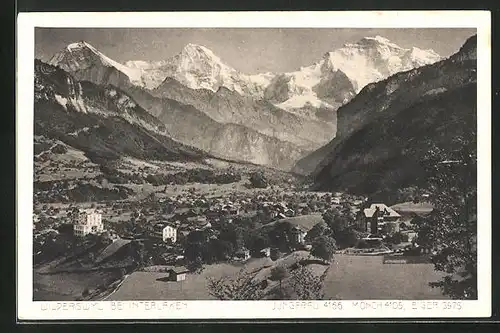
415 133 477 299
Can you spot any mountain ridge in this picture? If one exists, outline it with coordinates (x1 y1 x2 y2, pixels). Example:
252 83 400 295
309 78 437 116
36 59 311 170
123 82 311 169
35 59 206 163
302 34 477 196
49 37 441 113
151 76 336 150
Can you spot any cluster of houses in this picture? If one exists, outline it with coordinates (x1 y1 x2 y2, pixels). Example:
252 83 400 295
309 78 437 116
233 224 309 262
68 191 367 242
58 190 421 260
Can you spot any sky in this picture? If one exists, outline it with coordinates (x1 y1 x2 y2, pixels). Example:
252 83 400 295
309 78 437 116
35 28 476 74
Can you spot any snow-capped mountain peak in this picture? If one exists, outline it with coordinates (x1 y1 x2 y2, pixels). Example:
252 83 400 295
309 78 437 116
358 35 403 49
147 44 275 95
181 43 221 60
66 40 92 51
263 36 442 112
50 41 143 86
49 37 442 114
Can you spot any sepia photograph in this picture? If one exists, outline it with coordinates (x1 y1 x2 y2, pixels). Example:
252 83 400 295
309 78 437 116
17 11 491 320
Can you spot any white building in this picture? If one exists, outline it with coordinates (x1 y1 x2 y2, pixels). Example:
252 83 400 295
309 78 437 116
163 225 177 243
73 209 104 237
152 222 177 243
291 226 307 245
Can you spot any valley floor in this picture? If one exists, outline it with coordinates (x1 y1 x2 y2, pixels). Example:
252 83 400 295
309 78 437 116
31 142 447 301
104 254 446 301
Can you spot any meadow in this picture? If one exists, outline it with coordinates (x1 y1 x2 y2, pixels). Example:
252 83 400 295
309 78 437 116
106 253 448 300
322 255 448 300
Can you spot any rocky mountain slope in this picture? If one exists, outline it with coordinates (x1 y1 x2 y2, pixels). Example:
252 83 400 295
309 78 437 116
45 37 442 171
35 59 205 164
36 59 308 170
124 85 309 169
49 41 335 149
301 35 477 195
151 77 335 149
49 41 143 89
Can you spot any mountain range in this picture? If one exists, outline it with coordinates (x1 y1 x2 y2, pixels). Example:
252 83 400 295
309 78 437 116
302 34 477 197
50 36 441 113
42 35 449 171
35 59 311 169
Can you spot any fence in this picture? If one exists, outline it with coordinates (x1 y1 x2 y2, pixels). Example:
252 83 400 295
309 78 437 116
383 255 432 264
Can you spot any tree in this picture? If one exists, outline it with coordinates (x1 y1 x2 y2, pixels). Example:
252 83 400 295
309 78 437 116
269 221 299 252
322 208 349 237
270 248 282 261
186 256 204 273
415 134 477 300
206 268 264 300
305 222 329 242
185 240 208 265
387 231 403 245
311 236 336 261
246 231 270 257
249 171 268 188
356 239 369 249
209 238 234 262
219 222 244 255
270 266 289 295
335 227 360 249
289 264 326 300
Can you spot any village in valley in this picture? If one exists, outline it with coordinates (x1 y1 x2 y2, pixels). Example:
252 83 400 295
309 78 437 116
33 162 436 301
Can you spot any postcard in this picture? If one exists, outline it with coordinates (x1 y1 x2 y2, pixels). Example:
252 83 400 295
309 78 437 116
17 10 491 320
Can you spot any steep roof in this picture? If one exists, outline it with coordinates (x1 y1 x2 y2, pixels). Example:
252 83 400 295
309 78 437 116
363 203 401 218
153 222 176 230
169 266 189 274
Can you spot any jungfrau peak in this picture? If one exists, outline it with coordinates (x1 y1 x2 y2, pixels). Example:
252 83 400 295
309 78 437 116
263 36 441 111
333 35 442 91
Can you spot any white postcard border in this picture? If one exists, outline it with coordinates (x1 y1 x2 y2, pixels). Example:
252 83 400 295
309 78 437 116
17 11 492 320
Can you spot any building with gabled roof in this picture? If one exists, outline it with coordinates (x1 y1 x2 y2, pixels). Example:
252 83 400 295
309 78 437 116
363 204 401 220
168 266 189 281
358 203 401 235
151 222 177 243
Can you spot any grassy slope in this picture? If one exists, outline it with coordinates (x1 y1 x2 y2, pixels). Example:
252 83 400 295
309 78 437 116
107 252 447 300
323 255 448 300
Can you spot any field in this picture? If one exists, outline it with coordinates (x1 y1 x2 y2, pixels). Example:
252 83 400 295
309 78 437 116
323 255 448 300
106 253 327 300
106 252 447 300
33 270 119 301
390 202 434 218
106 263 242 300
